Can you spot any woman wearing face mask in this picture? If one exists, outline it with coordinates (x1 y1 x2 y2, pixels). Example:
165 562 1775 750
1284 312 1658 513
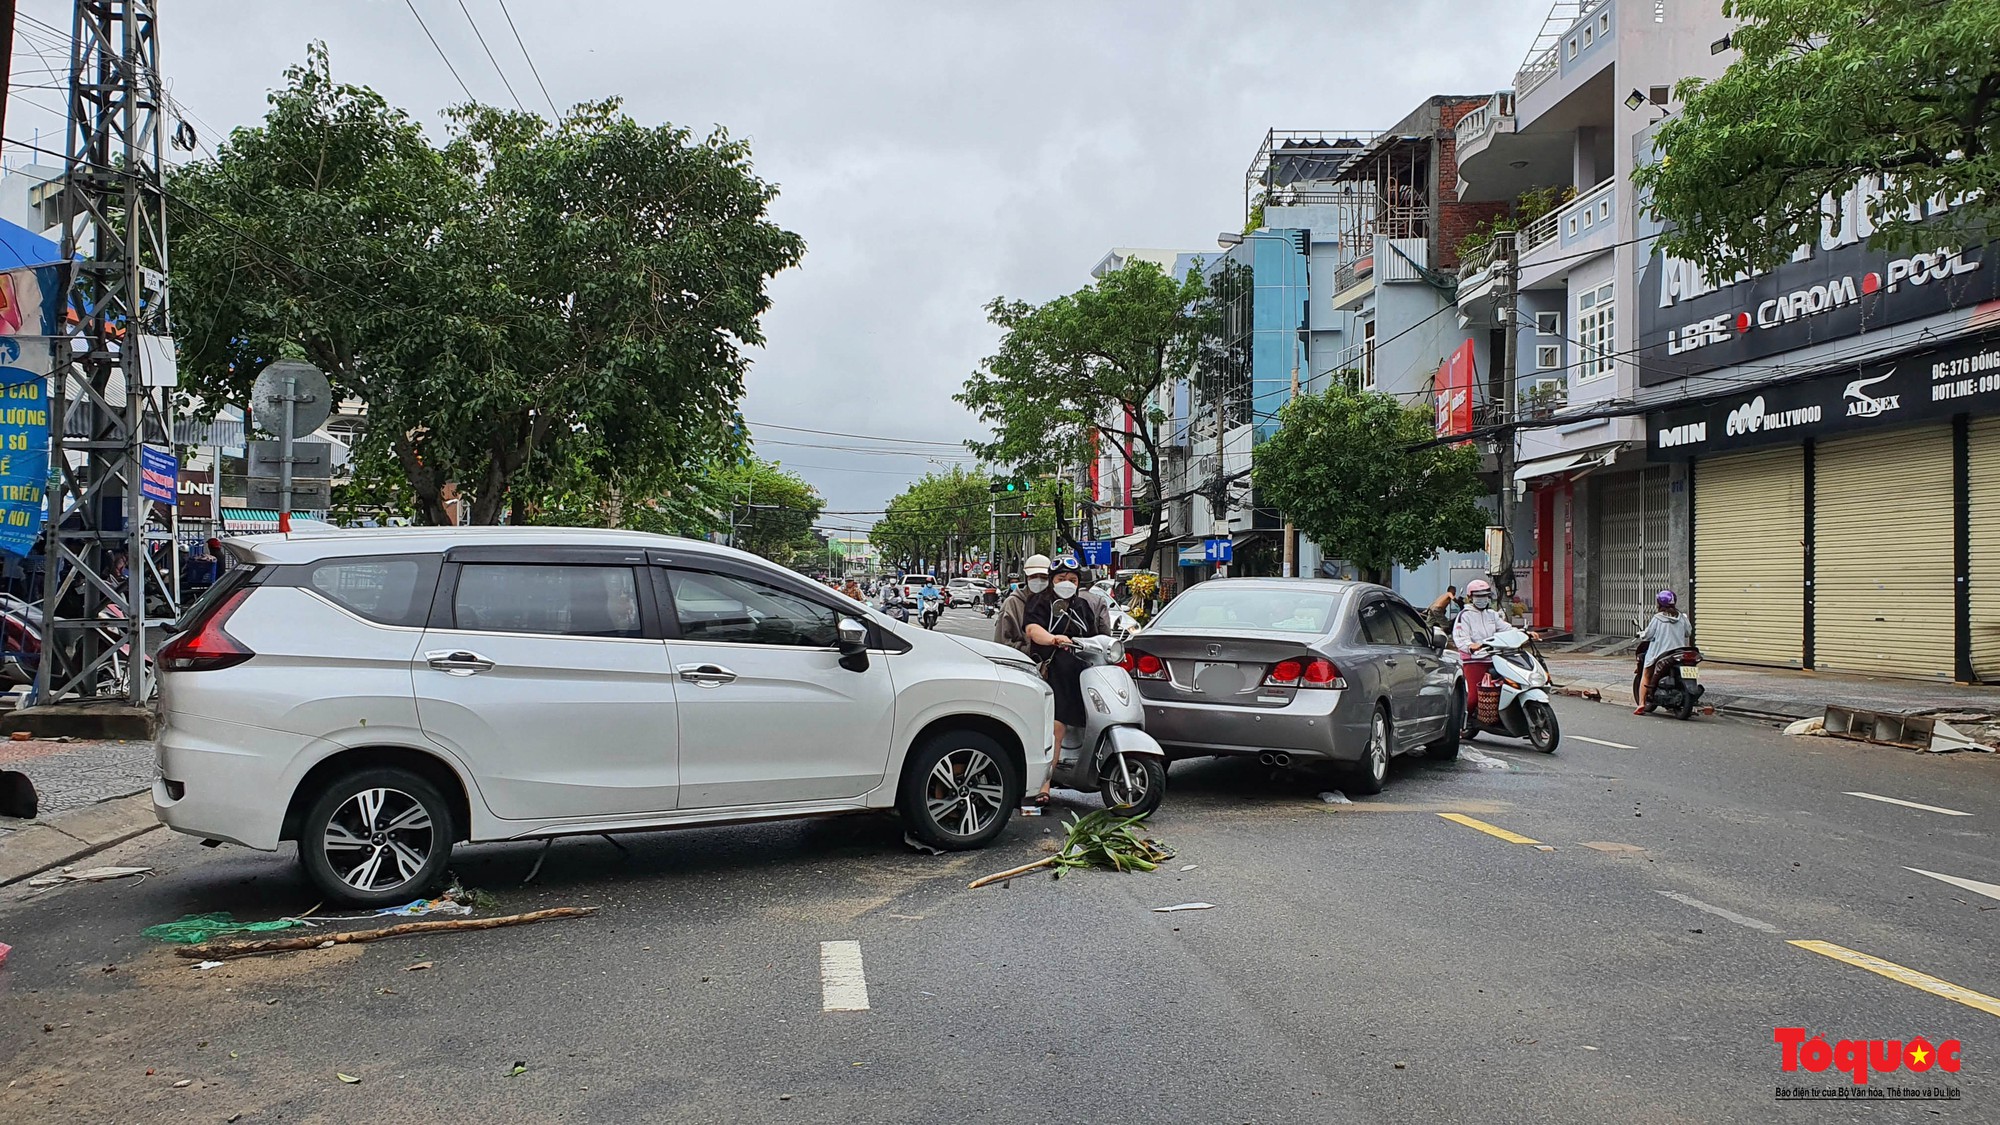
1022 557 1104 807
995 555 1050 656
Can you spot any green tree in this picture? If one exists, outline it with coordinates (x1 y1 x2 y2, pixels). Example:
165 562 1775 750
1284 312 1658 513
1253 388 1486 584
870 468 996 575
717 459 824 561
1635 0 2000 276
171 46 803 524
957 260 1206 576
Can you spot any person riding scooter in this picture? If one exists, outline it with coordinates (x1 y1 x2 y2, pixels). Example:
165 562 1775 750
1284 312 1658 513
1454 578 1536 728
1635 589 1694 714
1023 557 1104 807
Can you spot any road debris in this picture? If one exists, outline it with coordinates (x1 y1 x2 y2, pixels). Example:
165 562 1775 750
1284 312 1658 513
404 961 434 972
967 810 1173 888
374 897 472 918
902 833 945 856
1152 902 1215 913
142 912 307 944
172 1079 192 1088
1179 864 1198 871
1317 791 1352 805
1783 717 1824 737
508 1061 528 1077
1461 748 1510 770
0 942 10 967
27 865 152 887
173 907 599 959
192 960 224 971
337 1072 361 1084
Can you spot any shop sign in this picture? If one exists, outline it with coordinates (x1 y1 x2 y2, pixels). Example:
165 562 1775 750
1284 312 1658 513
1434 339 1475 437
1647 332 2000 457
1637 180 2000 385
178 469 214 519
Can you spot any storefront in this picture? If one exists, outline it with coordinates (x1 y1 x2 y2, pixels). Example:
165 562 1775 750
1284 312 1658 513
1648 331 2000 681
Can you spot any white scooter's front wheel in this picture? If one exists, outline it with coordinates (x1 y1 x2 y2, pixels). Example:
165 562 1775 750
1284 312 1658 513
1524 699 1560 753
1100 753 1167 817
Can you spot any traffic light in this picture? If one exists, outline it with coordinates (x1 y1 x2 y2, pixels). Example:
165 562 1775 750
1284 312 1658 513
989 478 1023 495
1019 508 1032 520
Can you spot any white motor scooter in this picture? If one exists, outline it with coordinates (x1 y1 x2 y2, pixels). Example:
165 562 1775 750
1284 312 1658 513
1460 626 1560 753
1052 634 1169 815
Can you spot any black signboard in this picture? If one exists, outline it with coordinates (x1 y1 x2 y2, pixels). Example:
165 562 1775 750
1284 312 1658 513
1647 331 2000 458
1637 216 2000 386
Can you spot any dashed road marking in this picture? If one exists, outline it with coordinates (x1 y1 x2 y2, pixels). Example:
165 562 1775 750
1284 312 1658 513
1844 791 1971 817
1656 890 1782 933
1789 940 2000 1019
819 940 870 1012
1570 735 1636 750
1905 867 2000 903
1437 812 1540 845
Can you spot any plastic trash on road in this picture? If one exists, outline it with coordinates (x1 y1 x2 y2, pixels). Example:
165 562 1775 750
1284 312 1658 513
374 897 473 918
142 913 306 944
1318 791 1352 805
0 941 10 966
27 865 151 887
1152 902 1215 912
1461 748 1510 770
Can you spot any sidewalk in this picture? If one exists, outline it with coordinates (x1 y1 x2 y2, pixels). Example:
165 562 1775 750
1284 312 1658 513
1546 653 2000 724
0 737 160 885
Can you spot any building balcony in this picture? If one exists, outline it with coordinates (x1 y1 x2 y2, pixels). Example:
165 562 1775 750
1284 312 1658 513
1514 0 1616 131
1454 231 1512 323
1453 91 1515 167
1518 176 1616 286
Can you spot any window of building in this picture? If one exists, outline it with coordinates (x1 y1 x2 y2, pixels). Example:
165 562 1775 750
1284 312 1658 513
1362 320 1377 389
1568 36 1579 59
1600 12 1612 35
1535 311 1561 336
1536 344 1562 370
452 564 644 638
1598 198 1611 223
1649 85 1670 106
1582 25 1593 47
1574 282 1616 381
666 570 839 648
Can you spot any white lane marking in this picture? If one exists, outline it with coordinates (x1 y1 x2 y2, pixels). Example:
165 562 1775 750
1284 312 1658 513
1844 791 1972 817
1571 735 1636 750
1656 890 1783 934
819 940 871 1012
1905 867 2000 903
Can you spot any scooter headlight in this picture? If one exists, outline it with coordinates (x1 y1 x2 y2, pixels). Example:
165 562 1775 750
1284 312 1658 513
1087 687 1111 714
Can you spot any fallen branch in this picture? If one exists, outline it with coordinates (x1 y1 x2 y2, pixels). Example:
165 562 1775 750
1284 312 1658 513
967 857 1058 889
173 907 596 959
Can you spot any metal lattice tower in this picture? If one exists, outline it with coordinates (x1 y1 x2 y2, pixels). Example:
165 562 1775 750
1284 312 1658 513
38 0 178 704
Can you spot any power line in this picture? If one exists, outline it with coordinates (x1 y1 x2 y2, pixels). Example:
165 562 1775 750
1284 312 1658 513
494 0 560 116
404 0 477 104
455 0 525 112
747 419 971 448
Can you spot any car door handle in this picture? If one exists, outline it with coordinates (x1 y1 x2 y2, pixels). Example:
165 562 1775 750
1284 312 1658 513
1383 658 1399 667
425 650 495 676
677 663 738 687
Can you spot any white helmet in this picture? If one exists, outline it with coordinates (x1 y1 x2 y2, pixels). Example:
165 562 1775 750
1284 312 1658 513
1023 554 1052 577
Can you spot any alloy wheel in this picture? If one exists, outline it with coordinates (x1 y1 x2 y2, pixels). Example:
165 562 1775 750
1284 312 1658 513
924 747 1005 838
1368 713 1390 783
321 787 435 893
1103 753 1151 808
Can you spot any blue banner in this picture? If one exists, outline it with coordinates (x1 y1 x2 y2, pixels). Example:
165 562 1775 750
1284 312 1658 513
1078 540 1113 566
0 339 49 558
140 444 178 505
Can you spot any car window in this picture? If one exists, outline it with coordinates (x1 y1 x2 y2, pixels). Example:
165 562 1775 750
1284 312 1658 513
1358 599 1402 646
308 557 434 627
452 564 643 638
668 570 839 647
1150 587 1342 632
1391 604 1432 646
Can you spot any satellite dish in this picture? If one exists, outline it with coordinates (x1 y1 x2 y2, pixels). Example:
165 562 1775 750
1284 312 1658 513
249 360 333 437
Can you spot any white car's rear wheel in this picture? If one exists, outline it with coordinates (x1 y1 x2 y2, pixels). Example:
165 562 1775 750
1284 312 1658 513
299 767 453 907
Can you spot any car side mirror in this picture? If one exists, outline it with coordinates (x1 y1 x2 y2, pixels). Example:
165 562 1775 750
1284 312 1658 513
1429 626 1448 650
836 616 870 671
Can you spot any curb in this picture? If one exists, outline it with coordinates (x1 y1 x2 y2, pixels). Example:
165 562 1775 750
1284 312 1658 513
0 791 161 887
1554 678 1804 723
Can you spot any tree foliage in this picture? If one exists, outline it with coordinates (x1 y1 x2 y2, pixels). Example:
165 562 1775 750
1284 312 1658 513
716 459 824 561
1253 388 1486 583
957 260 1206 575
1636 0 2000 275
869 467 1012 574
171 45 804 524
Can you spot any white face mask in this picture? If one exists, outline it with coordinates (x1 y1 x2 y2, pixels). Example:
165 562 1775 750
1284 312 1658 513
1053 580 1078 599
1027 577 1049 594
1471 596 1492 609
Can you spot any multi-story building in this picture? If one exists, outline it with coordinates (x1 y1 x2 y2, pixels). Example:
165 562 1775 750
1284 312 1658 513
1454 0 1732 635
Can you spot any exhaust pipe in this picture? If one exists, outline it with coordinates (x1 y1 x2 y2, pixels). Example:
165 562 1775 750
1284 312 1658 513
1257 752 1293 768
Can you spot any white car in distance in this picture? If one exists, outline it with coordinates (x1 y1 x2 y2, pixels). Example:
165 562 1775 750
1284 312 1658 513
152 529 1055 906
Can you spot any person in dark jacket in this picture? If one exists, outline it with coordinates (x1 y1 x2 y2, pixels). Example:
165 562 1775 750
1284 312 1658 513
1022 557 1104 806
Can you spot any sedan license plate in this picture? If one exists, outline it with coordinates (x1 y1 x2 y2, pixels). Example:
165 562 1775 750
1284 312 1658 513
1192 661 1241 694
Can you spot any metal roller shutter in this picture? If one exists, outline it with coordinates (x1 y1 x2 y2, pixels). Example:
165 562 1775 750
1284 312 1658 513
1813 426 1955 679
1595 467 1672 632
1693 448 1805 667
1971 418 2000 680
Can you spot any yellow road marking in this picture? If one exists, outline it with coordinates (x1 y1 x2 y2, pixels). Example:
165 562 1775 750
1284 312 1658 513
1437 812 1540 845
1789 940 2000 1020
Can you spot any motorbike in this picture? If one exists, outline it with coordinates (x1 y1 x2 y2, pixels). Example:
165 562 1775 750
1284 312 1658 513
882 595 911 624
1054 634 1167 815
1460 626 1560 753
918 596 941 630
1634 643 1705 720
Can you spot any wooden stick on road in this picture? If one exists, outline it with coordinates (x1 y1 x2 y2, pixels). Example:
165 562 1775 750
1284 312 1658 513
967 857 1057 889
173 907 598 959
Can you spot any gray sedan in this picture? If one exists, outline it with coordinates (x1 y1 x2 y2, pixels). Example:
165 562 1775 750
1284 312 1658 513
1125 579 1462 793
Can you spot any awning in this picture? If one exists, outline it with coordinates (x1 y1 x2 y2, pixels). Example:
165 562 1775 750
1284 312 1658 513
220 507 282 532
1114 530 1151 553
1513 446 1619 486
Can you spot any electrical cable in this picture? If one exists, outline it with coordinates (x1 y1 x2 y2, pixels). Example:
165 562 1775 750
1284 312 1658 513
455 0 526 112
746 419 971 448
494 0 561 116
404 0 477 104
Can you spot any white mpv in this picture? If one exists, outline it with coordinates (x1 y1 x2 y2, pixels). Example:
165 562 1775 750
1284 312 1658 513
153 528 1054 906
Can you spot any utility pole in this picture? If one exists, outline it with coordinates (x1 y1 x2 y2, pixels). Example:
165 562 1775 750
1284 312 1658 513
41 0 179 703
1491 233 1520 603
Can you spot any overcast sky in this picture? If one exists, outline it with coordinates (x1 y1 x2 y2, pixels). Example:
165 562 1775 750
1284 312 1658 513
10 0 1549 533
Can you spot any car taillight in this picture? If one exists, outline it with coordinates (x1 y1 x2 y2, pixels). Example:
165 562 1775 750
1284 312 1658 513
1267 656 1344 689
1128 652 1166 680
157 588 255 672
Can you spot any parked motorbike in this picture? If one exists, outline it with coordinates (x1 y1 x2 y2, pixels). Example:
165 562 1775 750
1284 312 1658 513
1460 626 1560 752
1634 644 1705 720
1049 634 1166 815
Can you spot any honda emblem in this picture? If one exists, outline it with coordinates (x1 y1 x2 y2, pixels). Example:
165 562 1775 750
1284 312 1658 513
1207 644 1221 657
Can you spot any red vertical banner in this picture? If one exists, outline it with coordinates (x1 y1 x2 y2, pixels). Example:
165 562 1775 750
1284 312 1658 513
1433 339 1476 438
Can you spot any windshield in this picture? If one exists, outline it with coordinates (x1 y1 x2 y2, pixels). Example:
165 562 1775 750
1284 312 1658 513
1150 586 1344 635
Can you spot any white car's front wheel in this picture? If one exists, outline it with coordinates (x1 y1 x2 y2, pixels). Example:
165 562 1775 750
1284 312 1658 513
899 731 1018 850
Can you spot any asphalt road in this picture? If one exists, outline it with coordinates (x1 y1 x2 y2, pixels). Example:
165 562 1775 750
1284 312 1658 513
2 603 1996 1124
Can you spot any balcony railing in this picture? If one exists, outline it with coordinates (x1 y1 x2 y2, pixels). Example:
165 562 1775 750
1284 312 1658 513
1519 176 1614 258
1513 0 1608 99
1456 230 1513 282
1334 253 1374 295
1454 91 1516 151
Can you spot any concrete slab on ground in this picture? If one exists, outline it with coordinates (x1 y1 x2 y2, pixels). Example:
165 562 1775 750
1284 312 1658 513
1548 653 2000 725
0 792 159 886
